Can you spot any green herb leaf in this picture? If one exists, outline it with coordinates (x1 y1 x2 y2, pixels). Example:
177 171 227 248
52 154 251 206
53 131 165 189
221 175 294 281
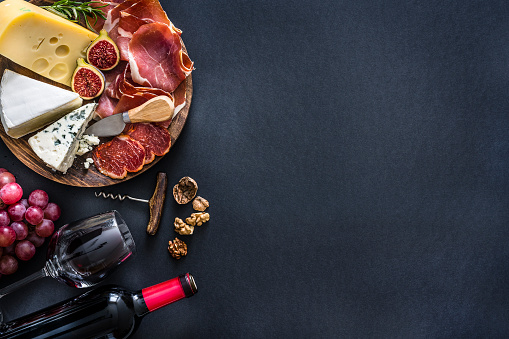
41 0 108 32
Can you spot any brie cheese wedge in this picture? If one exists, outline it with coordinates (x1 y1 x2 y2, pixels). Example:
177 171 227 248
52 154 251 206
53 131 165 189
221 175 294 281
28 104 96 174
0 70 82 138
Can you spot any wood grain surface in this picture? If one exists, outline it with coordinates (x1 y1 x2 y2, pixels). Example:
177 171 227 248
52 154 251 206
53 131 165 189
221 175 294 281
0 0 192 187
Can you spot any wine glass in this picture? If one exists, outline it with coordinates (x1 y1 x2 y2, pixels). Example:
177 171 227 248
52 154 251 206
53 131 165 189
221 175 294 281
0 210 135 298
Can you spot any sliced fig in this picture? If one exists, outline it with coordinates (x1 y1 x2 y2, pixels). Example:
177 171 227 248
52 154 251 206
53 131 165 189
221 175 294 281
86 29 120 71
71 58 105 100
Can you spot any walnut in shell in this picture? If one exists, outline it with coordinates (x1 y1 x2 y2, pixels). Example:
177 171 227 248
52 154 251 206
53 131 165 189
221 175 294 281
173 177 198 204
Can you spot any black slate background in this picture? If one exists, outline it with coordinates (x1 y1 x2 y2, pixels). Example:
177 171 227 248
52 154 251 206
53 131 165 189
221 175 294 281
1 0 509 337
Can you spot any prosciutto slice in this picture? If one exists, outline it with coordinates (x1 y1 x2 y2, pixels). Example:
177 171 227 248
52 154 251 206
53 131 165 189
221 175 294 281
124 123 171 164
95 94 119 120
103 61 128 99
103 0 180 61
129 22 193 93
172 80 187 118
87 0 126 33
96 63 175 120
92 0 189 123
92 135 145 179
104 0 173 32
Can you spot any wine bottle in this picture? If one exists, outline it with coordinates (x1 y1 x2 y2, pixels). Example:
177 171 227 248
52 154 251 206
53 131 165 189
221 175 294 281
0 273 197 338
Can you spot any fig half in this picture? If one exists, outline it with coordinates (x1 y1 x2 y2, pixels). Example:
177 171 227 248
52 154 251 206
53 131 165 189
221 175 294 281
71 58 105 100
86 29 120 71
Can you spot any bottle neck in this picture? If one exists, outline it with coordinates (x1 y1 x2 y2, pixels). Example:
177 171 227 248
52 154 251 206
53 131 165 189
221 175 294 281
135 273 197 315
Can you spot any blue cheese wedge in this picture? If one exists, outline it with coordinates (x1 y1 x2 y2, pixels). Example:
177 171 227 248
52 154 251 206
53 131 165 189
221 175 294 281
0 70 83 138
28 104 96 173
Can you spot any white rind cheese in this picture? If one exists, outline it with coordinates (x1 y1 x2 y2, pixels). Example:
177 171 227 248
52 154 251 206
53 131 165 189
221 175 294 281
28 103 96 174
0 70 82 138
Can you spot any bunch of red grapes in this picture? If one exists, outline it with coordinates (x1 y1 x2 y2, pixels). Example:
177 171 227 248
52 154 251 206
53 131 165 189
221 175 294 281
0 169 60 276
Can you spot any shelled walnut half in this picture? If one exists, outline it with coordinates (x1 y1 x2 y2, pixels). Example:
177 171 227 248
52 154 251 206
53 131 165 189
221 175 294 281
168 238 187 259
192 196 209 211
186 212 210 227
174 217 194 235
173 177 198 204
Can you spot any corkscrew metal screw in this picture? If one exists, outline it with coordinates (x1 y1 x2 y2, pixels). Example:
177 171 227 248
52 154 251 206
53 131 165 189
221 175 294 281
94 172 168 235
94 192 149 203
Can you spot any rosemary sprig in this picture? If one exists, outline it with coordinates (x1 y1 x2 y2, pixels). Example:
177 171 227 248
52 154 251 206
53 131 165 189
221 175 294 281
41 0 109 32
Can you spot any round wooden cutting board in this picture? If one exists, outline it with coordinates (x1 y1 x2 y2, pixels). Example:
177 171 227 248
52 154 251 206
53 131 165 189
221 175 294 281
0 0 192 187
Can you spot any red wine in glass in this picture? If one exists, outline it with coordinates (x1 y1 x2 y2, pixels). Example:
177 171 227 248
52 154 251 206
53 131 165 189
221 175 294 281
0 210 135 296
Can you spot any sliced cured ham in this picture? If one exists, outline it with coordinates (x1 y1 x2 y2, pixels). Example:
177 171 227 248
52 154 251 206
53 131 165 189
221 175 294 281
103 0 136 32
156 80 186 128
91 0 190 121
114 13 143 60
95 93 119 120
172 79 187 117
104 0 173 32
96 63 174 120
125 123 171 164
112 92 157 115
92 135 145 179
104 61 128 100
87 0 126 33
119 65 173 98
113 71 174 116
129 22 193 93
103 0 180 60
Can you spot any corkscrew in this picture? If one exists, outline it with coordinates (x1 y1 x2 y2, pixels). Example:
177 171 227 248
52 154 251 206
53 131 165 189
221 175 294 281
94 192 149 203
94 172 168 235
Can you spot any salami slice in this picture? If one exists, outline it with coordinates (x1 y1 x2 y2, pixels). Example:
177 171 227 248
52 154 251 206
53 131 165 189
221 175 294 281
92 135 146 179
124 123 171 164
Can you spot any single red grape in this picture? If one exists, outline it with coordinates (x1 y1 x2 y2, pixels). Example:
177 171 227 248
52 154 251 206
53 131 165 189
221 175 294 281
0 172 15 189
0 255 18 275
15 240 36 261
7 203 26 222
28 190 49 209
10 221 28 240
26 231 45 248
0 183 22 205
0 210 10 227
3 242 15 255
44 203 61 221
19 199 29 209
0 226 16 247
25 206 44 225
35 219 54 238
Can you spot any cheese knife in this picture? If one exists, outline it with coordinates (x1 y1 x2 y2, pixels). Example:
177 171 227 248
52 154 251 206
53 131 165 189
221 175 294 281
85 96 174 137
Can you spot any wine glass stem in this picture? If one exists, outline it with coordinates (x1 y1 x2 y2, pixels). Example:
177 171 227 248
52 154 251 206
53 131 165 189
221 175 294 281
0 268 49 298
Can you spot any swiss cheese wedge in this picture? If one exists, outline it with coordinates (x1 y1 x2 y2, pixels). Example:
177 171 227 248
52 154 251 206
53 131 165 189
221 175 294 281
0 0 98 86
